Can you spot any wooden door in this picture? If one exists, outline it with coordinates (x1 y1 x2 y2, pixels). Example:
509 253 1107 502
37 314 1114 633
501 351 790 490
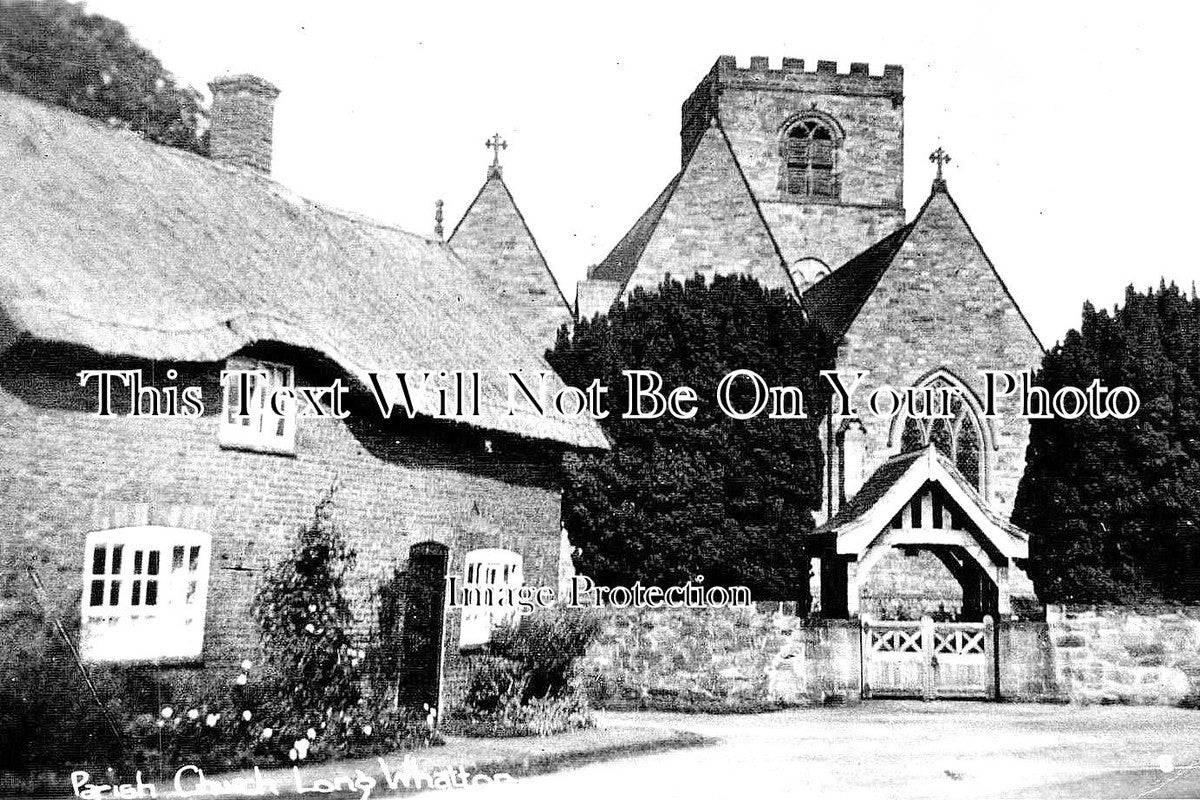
397 542 449 709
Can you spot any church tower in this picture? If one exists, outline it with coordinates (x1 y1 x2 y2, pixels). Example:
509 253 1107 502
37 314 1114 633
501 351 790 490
681 56 906 287
577 56 907 319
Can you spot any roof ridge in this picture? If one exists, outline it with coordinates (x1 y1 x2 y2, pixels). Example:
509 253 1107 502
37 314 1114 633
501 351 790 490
0 90 441 247
447 171 494 243
492 174 574 315
588 171 682 289
933 185 1046 353
711 118 798 295
611 172 686 299
800 221 915 338
447 170 573 318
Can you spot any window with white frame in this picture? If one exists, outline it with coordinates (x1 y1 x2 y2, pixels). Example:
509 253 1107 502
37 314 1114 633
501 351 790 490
219 357 296 454
458 548 524 649
81 527 211 662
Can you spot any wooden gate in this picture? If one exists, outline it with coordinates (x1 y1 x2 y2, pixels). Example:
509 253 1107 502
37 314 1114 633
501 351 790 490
861 616 995 700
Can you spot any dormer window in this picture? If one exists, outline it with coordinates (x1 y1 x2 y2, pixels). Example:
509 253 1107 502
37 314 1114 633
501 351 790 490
219 356 296 454
784 117 840 198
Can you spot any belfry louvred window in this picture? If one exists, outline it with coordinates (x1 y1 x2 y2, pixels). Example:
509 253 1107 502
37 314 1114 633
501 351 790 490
786 119 838 198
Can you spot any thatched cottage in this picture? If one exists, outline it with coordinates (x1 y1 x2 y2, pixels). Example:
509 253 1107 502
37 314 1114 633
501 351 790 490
0 76 605 709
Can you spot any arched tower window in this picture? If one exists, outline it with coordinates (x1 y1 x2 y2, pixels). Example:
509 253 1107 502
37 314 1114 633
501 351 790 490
784 117 840 198
898 376 987 492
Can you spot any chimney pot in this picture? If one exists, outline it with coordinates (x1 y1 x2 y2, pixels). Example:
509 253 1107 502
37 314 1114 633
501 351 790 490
208 74 280 174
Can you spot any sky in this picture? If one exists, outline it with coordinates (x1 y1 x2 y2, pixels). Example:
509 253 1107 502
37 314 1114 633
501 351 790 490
84 0 1200 347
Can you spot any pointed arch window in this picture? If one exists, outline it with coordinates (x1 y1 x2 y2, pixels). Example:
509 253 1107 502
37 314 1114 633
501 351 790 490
899 377 986 491
785 118 840 198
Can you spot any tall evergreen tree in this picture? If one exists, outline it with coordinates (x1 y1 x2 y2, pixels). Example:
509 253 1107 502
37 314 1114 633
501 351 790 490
547 274 835 599
1015 282 1200 602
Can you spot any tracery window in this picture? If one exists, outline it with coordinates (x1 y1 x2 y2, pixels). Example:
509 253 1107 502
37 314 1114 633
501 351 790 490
900 378 985 491
785 118 839 198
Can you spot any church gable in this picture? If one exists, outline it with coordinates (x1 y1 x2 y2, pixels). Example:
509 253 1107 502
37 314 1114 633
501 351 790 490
840 183 1043 376
449 170 571 349
618 120 794 299
818 180 1044 519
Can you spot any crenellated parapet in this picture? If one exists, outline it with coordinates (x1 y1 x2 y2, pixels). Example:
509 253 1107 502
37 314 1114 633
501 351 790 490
682 55 904 166
712 55 903 95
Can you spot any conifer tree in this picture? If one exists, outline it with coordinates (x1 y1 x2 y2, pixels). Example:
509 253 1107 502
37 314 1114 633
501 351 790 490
547 274 835 599
1014 282 1200 602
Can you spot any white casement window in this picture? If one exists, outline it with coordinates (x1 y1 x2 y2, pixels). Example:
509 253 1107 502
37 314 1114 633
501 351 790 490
219 357 296 454
80 527 211 663
458 548 524 649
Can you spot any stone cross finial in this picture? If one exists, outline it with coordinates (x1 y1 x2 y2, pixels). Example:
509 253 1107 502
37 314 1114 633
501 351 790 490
486 133 507 176
434 199 444 242
929 147 951 189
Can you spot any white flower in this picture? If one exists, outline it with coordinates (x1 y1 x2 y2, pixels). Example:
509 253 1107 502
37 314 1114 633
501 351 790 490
307 604 317 613
241 659 253 671
261 727 273 739
187 708 199 720
305 623 316 633
306 727 317 740
236 674 248 686
288 748 298 761
206 713 220 728
242 710 252 722
422 703 430 712
361 724 373 736
160 706 174 719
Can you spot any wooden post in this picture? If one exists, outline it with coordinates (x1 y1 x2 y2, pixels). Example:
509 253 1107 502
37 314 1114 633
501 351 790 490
860 617 872 700
27 566 124 751
984 614 997 700
846 559 860 619
921 614 936 701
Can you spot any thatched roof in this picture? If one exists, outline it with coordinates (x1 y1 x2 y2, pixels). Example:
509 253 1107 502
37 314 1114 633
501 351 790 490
0 90 607 450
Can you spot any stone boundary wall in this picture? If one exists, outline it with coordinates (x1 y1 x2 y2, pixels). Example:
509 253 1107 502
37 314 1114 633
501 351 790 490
578 604 1200 709
1043 604 1200 706
579 603 862 709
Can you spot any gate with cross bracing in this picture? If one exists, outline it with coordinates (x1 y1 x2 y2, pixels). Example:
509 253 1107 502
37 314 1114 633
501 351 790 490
861 615 996 700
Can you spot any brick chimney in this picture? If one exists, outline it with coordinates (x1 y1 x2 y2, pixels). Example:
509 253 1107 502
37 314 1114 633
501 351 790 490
207 74 280 173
